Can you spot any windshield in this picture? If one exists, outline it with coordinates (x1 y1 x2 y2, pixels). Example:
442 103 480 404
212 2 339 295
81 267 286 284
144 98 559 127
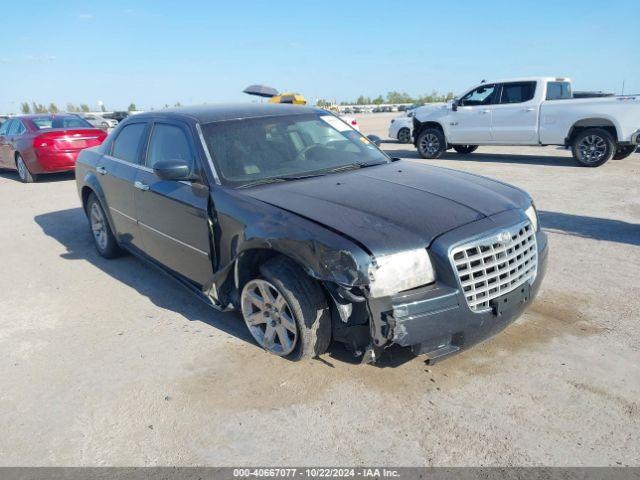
31 115 93 130
201 113 390 186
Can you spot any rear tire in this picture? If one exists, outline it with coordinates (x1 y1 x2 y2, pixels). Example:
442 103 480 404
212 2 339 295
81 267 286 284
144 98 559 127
15 154 36 183
86 193 122 258
397 127 411 144
241 256 331 361
452 145 478 154
612 145 636 160
571 128 615 167
416 128 446 159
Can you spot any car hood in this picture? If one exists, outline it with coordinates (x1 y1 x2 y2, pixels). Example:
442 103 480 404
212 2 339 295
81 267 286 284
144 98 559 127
242 161 529 255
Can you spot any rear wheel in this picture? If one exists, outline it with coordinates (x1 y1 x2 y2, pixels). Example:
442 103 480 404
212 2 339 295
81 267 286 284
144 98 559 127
416 128 446 159
397 127 411 144
240 256 331 361
612 145 636 160
571 128 615 167
86 193 122 258
15 154 36 183
452 145 478 154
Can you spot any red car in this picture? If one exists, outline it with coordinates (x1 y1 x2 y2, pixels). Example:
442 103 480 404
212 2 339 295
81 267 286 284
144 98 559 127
0 114 108 183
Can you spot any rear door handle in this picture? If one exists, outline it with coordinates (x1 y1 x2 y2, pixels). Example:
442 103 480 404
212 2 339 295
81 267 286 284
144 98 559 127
134 181 149 191
96 166 107 175
522 107 535 112
480 109 491 114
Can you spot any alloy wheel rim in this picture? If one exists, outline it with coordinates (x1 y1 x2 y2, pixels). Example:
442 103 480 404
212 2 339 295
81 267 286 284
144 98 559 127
16 157 26 180
90 203 108 251
578 135 607 164
399 129 410 143
420 133 440 155
241 279 298 356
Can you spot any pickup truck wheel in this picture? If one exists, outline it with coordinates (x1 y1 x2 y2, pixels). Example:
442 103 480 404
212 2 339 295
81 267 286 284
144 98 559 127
86 193 122 258
417 128 446 159
16 154 36 183
397 127 411 144
241 257 331 361
452 145 478 154
572 128 615 167
612 145 636 160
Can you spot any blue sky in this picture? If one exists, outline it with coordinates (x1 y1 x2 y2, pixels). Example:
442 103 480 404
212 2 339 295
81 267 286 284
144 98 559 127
1 0 639 113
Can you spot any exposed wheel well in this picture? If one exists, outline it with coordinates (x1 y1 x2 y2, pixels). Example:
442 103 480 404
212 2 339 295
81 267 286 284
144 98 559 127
567 119 618 145
413 121 445 144
81 186 94 212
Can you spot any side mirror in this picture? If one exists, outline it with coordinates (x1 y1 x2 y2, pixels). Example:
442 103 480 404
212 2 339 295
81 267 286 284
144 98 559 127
153 159 192 181
452 99 459 112
367 134 382 147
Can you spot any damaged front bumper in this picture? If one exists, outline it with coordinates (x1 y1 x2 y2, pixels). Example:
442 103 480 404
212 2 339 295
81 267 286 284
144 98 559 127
366 209 549 363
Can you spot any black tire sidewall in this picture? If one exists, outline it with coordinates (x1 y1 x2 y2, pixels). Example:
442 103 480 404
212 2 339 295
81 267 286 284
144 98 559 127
16 154 34 183
572 129 615 167
398 128 411 144
417 128 446 159
86 193 120 258
259 257 331 361
452 145 478 154
612 145 636 160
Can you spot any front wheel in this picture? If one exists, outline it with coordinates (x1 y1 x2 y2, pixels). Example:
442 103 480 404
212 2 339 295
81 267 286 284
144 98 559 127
240 256 331 361
571 128 615 167
452 145 478 154
612 145 636 160
416 128 446 159
15 154 36 183
397 127 411 144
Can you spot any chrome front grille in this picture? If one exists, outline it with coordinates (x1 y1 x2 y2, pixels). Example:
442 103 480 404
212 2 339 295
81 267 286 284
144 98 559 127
450 222 538 312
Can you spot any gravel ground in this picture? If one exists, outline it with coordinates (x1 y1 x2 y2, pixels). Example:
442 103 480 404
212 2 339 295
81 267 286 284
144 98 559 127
0 112 638 466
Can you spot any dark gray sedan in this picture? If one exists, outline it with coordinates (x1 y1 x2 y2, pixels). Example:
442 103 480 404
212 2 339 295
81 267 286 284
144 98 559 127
75 104 548 363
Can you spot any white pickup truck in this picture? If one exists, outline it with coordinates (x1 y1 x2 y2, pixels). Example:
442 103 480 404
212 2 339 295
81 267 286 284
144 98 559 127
412 77 640 167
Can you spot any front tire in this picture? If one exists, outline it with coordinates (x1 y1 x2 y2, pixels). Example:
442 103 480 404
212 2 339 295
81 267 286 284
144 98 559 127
571 128 615 167
416 128 446 159
240 256 331 361
15 154 36 183
612 145 636 160
86 193 122 258
452 145 478 154
397 127 411 144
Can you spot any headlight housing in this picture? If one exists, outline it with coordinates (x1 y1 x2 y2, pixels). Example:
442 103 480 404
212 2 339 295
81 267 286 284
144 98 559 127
525 204 539 231
368 249 435 298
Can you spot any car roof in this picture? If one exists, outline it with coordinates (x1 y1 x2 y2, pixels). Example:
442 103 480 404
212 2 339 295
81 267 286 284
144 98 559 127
131 103 326 124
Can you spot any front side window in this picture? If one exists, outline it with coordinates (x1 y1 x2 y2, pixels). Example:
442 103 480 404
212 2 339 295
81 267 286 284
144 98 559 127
0 120 10 135
460 84 497 106
201 113 389 186
499 82 536 104
546 82 572 100
146 124 194 170
111 123 147 164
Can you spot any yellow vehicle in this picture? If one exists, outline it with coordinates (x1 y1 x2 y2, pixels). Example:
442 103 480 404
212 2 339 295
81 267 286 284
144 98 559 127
267 92 307 105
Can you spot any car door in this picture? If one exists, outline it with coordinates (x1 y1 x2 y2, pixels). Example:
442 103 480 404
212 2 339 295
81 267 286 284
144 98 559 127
490 81 538 143
448 84 497 144
134 120 214 286
0 120 13 168
97 121 149 251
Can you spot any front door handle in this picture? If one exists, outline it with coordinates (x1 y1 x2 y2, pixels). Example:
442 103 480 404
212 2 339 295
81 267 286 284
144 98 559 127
96 166 107 175
522 107 535 112
134 181 149 191
480 109 491 114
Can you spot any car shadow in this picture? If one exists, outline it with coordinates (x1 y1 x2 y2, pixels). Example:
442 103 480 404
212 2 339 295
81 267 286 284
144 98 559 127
34 207 254 344
382 148 580 167
540 210 640 246
0 170 75 183
34 207 412 366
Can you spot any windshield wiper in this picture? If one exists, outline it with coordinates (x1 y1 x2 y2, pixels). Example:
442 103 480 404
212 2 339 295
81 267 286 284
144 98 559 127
325 161 387 173
237 172 327 189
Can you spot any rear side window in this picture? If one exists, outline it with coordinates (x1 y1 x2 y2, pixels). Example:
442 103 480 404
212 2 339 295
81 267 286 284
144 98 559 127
9 120 24 135
499 82 536 104
546 82 572 100
111 123 147 164
146 123 194 170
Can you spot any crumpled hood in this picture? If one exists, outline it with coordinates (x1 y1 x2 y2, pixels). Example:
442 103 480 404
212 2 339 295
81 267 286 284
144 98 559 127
242 161 530 255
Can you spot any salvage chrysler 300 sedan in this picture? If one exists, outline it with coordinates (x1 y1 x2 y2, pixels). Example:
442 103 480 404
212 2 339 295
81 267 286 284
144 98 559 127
75 104 548 363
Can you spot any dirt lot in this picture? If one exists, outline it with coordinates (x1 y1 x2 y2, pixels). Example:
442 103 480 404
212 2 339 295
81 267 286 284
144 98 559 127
0 112 639 466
